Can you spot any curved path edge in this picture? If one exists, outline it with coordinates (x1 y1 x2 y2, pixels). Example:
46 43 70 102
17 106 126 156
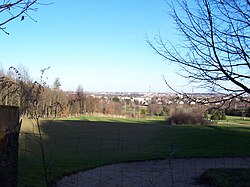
55 157 250 187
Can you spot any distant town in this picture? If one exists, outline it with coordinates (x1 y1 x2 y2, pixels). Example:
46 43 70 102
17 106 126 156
69 91 250 107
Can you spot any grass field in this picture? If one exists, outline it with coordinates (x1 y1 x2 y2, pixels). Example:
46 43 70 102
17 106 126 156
219 115 250 126
18 115 250 186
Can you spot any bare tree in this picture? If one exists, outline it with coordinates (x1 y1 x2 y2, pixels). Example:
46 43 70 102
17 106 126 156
0 0 50 35
148 0 250 102
147 104 163 116
76 84 86 114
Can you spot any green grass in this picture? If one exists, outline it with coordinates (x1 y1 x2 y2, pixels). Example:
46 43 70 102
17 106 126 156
18 116 250 186
206 114 250 126
200 168 250 187
220 115 250 125
56 115 166 124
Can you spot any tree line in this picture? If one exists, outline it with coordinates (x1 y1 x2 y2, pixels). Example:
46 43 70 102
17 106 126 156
1 66 159 118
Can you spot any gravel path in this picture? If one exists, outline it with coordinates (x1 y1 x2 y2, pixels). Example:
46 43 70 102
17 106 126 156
55 157 250 187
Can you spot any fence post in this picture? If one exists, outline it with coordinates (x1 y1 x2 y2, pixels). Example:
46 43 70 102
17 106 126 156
0 105 21 187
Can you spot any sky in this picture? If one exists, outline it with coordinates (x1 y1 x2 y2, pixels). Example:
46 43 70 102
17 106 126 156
0 0 194 93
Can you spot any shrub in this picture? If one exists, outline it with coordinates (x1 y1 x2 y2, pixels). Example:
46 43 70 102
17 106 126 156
160 110 166 116
140 109 147 117
166 107 207 125
210 110 226 120
147 104 163 116
225 108 243 116
204 112 209 120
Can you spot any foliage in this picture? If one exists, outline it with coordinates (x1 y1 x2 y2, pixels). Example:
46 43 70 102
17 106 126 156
140 108 147 117
162 106 169 115
53 77 61 90
160 110 166 116
204 112 208 120
225 108 244 117
210 110 226 120
112 97 120 102
159 106 169 116
225 107 250 117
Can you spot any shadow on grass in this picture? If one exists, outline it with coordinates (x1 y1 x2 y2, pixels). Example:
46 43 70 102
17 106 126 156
199 168 250 187
18 119 250 186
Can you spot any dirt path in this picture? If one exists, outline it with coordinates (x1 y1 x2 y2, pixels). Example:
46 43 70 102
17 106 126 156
55 157 250 187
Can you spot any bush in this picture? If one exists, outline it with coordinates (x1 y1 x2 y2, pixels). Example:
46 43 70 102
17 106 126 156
166 108 207 125
225 108 243 116
147 104 163 116
160 110 166 116
140 109 147 117
210 110 226 120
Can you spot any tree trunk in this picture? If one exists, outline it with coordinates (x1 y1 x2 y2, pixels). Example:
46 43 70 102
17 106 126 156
0 105 21 187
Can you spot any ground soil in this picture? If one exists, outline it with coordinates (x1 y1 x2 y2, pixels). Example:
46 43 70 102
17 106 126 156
55 157 250 187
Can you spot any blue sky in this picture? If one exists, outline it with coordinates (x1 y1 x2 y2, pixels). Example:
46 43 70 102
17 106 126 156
0 0 192 92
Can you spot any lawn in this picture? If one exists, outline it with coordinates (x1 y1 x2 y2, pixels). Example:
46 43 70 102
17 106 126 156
219 115 250 126
18 115 250 186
